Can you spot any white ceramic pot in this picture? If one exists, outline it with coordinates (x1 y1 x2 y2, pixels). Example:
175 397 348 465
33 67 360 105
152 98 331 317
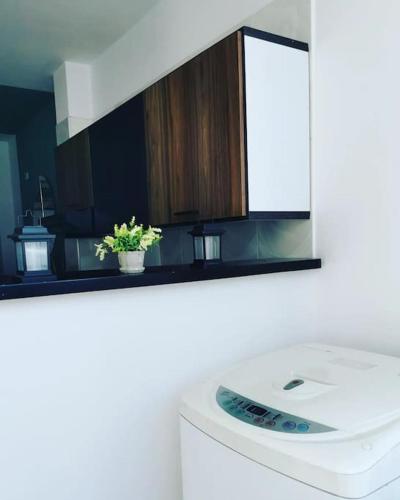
118 251 145 274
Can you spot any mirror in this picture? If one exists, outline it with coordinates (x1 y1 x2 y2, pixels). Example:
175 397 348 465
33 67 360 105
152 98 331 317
0 27 313 290
0 85 57 280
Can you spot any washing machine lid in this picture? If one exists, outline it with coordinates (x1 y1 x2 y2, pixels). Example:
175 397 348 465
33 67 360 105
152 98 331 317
217 343 400 433
180 344 400 498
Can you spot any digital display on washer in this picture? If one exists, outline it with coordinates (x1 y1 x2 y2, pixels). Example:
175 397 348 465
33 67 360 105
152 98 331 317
216 386 337 434
247 405 267 416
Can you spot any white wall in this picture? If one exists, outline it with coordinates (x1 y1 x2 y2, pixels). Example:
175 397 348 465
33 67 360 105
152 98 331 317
91 0 278 119
246 0 310 42
0 274 319 500
0 135 22 275
0 2 318 500
6 3 397 500
53 62 94 143
311 0 400 356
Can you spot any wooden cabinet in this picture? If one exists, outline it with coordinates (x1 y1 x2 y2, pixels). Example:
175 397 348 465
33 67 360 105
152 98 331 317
144 28 310 225
144 66 198 225
144 32 246 226
56 27 310 234
56 130 93 212
56 95 147 235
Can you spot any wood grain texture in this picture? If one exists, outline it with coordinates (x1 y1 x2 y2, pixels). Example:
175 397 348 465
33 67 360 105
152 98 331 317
144 66 199 225
56 130 94 211
144 79 172 225
144 32 246 226
193 31 246 220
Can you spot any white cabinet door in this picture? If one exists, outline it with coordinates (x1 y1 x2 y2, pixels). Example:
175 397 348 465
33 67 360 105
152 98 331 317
244 34 310 214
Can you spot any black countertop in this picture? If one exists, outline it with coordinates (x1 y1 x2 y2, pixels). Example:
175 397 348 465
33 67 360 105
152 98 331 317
0 258 321 301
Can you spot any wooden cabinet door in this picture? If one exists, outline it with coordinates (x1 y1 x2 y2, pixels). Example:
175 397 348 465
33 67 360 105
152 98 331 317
56 130 94 211
144 31 246 226
167 68 200 224
143 79 171 225
144 68 199 226
191 31 246 220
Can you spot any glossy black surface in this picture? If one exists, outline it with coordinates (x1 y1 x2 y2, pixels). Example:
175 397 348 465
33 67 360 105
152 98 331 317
0 258 321 301
57 95 148 237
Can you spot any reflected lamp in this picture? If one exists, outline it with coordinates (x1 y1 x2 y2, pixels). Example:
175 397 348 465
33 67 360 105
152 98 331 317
189 224 224 268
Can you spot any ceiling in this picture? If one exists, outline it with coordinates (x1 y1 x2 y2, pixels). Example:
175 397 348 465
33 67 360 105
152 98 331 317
0 0 160 91
0 85 54 134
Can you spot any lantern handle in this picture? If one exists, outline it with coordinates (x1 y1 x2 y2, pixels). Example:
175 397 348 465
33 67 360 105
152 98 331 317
17 210 41 226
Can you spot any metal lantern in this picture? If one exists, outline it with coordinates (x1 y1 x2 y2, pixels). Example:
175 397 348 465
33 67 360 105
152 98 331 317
8 225 56 283
188 224 225 268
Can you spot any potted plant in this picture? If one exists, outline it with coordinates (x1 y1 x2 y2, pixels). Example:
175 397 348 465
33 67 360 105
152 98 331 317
95 217 162 274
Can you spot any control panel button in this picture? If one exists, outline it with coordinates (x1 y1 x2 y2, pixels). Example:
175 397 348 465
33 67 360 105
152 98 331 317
282 421 297 430
217 386 337 434
297 423 310 433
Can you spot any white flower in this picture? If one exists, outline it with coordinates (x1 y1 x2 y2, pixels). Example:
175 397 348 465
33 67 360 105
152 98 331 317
95 243 107 261
104 236 115 248
130 225 142 236
96 216 162 261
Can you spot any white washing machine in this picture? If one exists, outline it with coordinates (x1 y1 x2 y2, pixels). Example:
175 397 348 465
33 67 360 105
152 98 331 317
180 344 400 499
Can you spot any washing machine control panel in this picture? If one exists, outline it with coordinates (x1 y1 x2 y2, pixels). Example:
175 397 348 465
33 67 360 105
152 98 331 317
216 386 336 434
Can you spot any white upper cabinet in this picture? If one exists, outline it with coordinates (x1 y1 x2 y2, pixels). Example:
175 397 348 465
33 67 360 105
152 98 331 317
244 30 310 216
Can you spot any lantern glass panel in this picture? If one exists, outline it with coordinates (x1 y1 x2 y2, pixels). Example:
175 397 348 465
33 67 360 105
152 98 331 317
193 236 204 260
204 235 220 260
24 241 48 271
16 242 24 272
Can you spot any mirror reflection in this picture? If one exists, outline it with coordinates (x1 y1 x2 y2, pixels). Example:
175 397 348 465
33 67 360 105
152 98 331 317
0 85 57 281
0 26 313 289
